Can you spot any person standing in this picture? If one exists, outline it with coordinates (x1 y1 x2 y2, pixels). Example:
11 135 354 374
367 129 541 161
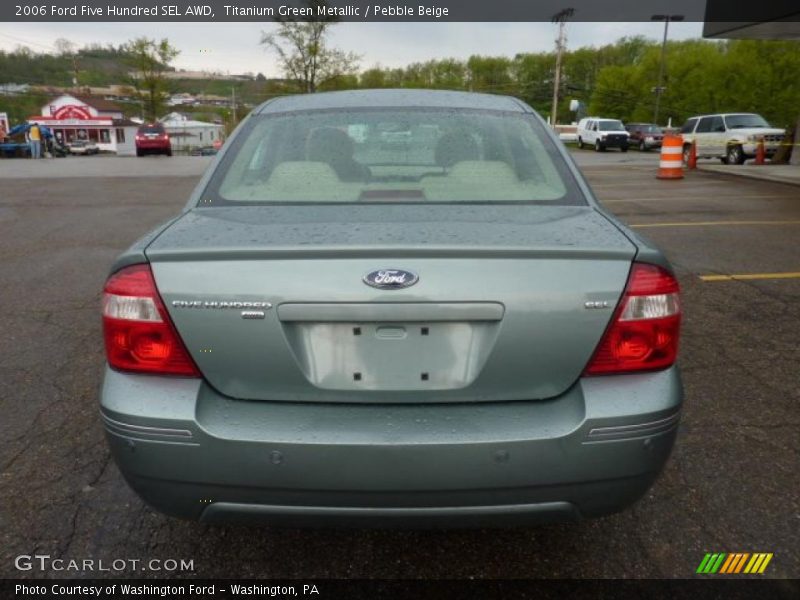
28 123 42 159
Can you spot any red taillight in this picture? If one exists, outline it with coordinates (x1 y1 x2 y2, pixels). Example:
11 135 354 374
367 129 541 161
584 263 681 376
102 264 200 376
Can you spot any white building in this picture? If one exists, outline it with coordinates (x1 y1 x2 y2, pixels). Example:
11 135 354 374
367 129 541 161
28 94 138 155
167 93 197 107
159 112 224 151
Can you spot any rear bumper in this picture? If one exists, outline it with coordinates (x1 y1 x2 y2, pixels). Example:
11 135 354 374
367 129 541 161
100 366 683 527
136 142 171 152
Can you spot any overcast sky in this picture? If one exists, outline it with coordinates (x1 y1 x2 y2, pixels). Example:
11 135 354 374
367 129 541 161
0 22 705 77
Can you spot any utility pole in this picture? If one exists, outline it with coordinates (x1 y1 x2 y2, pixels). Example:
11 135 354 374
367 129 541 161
651 14 684 125
550 8 574 127
231 86 237 124
71 53 79 90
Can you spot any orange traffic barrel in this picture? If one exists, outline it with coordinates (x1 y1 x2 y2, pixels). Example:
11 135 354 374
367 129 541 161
657 134 684 180
754 137 766 165
687 140 697 170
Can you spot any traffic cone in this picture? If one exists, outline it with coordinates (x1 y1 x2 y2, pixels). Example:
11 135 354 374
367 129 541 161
755 137 766 165
657 134 684 179
687 140 697 170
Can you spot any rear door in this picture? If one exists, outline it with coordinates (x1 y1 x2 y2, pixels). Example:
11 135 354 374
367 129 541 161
680 118 698 148
693 116 714 156
708 116 726 157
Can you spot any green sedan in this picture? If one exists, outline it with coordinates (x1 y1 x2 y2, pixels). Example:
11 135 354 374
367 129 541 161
100 89 682 527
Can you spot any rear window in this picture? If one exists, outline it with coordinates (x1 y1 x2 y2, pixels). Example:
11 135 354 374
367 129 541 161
204 108 584 205
138 125 165 134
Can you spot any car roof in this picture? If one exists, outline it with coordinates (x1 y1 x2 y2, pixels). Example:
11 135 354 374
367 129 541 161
255 89 529 115
687 113 758 119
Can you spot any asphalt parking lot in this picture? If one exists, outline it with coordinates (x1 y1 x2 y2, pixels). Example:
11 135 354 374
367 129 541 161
1 153 798 579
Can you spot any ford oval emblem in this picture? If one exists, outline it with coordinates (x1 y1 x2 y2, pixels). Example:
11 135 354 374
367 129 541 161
363 269 419 290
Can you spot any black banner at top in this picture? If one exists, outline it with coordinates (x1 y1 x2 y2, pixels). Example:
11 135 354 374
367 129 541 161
3 0 800 23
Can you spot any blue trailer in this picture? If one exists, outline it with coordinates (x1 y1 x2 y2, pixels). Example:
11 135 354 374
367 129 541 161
0 122 67 158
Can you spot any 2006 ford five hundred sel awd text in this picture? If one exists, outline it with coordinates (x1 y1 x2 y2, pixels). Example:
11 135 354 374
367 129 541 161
100 89 683 527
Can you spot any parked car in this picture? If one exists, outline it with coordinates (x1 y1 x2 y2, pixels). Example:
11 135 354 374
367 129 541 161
189 145 218 156
68 140 99 155
101 89 682 527
679 113 785 165
46 138 70 157
135 123 172 156
625 123 664 151
576 117 630 152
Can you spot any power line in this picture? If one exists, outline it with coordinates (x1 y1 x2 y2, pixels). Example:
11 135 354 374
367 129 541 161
0 32 59 53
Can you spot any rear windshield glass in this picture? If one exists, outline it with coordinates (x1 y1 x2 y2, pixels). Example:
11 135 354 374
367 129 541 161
138 125 164 134
205 108 584 205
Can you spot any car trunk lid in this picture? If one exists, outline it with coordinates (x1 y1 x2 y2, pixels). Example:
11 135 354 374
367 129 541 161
146 205 636 403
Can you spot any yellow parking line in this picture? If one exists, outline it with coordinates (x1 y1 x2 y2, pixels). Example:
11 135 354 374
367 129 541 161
603 194 792 202
631 220 800 228
700 272 800 282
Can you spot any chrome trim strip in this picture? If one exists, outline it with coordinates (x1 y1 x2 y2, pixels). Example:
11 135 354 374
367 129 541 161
277 302 505 322
586 411 681 441
105 429 199 447
102 414 193 439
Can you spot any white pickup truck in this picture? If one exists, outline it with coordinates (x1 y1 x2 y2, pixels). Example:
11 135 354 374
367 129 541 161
679 113 785 165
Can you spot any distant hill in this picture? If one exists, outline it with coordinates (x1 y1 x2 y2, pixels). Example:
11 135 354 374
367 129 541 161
0 45 296 124
0 45 279 103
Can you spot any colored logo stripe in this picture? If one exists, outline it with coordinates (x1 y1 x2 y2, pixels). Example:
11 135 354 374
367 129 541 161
744 553 773 574
697 553 773 574
719 553 750 573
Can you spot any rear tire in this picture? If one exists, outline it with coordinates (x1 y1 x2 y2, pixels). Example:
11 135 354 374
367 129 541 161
577 137 584 149
136 149 143 157
165 149 172 157
639 140 646 152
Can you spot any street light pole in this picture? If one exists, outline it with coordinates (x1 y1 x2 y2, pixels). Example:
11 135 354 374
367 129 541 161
550 8 574 127
652 14 684 125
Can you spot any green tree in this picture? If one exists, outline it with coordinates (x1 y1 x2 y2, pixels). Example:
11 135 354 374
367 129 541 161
123 37 179 120
360 66 389 88
260 0 360 93
467 56 512 92
589 64 642 121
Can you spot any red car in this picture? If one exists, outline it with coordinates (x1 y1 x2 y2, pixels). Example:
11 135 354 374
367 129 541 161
625 123 664 151
135 123 172 156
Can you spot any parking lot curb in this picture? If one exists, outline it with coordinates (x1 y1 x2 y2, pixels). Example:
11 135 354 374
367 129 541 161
696 164 800 188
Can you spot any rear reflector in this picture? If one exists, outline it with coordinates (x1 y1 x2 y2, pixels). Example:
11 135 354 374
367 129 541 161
584 263 681 375
102 264 200 376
